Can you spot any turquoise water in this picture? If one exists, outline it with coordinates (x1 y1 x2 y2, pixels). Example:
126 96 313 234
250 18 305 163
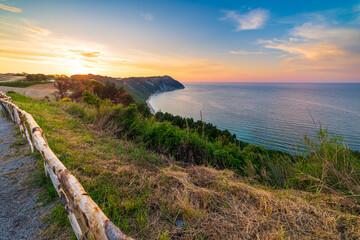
149 83 360 153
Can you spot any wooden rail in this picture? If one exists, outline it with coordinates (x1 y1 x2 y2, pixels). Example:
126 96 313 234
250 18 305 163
0 91 133 240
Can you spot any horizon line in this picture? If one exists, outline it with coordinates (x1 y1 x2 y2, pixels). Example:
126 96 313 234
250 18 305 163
1 72 359 84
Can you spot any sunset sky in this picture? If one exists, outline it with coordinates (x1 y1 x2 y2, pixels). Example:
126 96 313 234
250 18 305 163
0 0 359 82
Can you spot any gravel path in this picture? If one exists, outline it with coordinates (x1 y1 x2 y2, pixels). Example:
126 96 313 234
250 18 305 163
0 114 51 239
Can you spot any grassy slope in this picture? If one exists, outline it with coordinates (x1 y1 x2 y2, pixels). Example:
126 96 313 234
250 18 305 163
0 81 51 88
9 94 360 240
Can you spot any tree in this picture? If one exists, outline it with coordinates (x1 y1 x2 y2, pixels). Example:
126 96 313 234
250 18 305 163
26 74 48 82
53 77 73 100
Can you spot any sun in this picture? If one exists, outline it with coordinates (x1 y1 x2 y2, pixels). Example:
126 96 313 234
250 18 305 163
70 61 94 75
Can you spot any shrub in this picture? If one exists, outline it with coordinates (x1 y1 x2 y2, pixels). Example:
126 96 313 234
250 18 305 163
155 111 248 148
59 97 71 103
82 90 103 109
293 127 360 198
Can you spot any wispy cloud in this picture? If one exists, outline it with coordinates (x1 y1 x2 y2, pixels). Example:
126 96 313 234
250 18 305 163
69 50 101 58
25 27 50 36
230 50 265 55
0 20 109 73
222 8 269 31
353 3 360 23
0 3 21 13
141 12 153 21
259 22 360 72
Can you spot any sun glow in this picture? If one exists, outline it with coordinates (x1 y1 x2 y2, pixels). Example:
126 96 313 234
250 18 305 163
71 61 94 75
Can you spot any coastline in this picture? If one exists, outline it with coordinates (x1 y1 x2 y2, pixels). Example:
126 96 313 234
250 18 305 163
146 87 185 115
146 94 156 115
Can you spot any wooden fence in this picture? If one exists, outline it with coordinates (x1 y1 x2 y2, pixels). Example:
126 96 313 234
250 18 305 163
0 91 133 240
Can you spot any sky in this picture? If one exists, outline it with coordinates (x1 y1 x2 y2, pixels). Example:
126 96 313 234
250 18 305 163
0 0 359 82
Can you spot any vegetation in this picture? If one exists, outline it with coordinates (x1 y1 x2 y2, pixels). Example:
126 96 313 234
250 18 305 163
79 92 360 197
26 73 49 82
293 130 360 198
155 111 249 148
5 92 360 239
52 77 151 116
52 77 73 100
0 80 51 88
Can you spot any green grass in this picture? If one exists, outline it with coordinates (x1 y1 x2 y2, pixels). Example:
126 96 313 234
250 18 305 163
0 80 51 88
8 93 176 238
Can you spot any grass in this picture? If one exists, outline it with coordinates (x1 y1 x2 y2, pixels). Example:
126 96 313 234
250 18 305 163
0 80 51 88
6 93 360 239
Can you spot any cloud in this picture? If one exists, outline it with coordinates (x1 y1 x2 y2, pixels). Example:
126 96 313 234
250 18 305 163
0 20 108 73
25 27 50 36
82 58 99 63
353 3 360 23
259 22 360 72
141 13 153 21
0 48 59 59
0 3 21 13
82 64 94 68
222 9 269 31
230 50 265 55
70 50 100 58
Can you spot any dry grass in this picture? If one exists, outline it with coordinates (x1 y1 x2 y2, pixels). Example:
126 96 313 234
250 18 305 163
79 136 360 239
132 165 360 239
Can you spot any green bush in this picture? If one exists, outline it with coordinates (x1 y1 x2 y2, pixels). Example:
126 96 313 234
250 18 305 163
63 102 94 122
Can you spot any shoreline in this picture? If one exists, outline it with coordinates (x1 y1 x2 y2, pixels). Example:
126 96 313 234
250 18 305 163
146 94 156 115
145 87 185 115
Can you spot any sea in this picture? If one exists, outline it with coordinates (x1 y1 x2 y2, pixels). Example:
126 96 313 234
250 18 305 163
149 82 360 154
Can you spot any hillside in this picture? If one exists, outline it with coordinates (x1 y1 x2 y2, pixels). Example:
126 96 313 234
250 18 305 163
114 76 185 103
70 74 185 103
3 93 359 239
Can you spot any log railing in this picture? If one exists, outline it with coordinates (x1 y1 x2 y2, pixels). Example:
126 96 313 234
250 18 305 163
0 91 133 240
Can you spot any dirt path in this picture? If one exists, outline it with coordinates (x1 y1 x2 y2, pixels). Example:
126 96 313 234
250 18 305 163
0 114 51 239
